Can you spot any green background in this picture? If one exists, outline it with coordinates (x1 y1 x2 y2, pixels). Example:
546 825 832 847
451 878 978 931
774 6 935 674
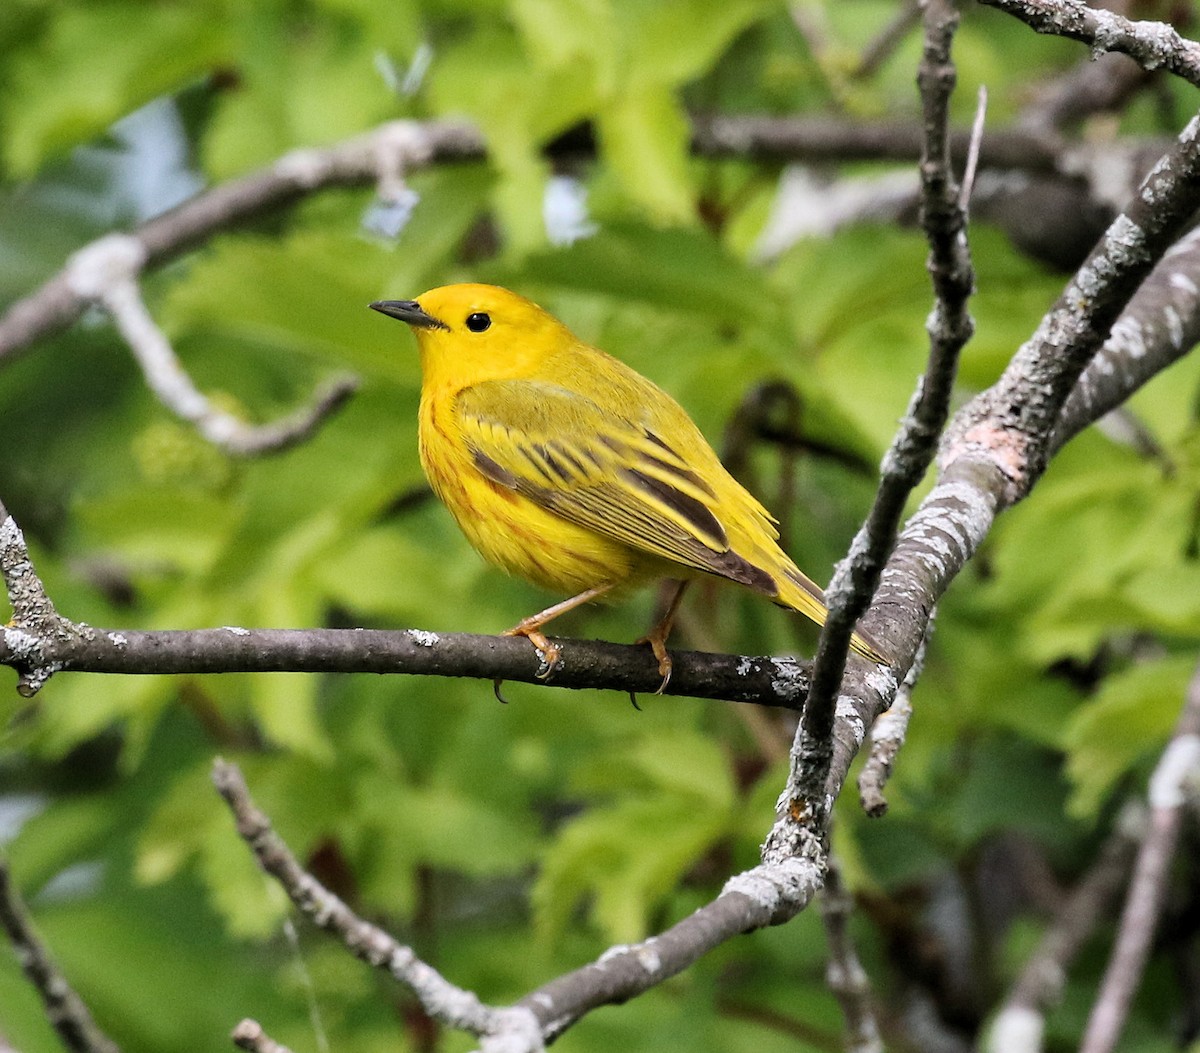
2 2 1197 1051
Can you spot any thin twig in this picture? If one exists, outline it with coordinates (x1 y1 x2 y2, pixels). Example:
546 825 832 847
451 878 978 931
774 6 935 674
63 235 358 457
820 857 883 1053
791 0 974 828
0 121 483 367
0 860 120 1053
857 628 928 817
853 0 923 79
960 86 988 211
1079 662 1200 1053
231 1020 295 1053
986 804 1143 1053
212 760 544 1052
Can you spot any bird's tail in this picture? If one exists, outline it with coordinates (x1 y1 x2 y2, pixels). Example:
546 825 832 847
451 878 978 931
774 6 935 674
777 564 890 665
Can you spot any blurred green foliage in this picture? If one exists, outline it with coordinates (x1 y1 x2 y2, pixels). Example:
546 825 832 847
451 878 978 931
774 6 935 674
0 2 1196 1052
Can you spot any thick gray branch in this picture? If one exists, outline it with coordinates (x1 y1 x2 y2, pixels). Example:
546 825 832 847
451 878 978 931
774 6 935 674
0 623 811 709
1051 223 1200 453
518 856 826 1041
977 0 1200 88
943 112 1200 502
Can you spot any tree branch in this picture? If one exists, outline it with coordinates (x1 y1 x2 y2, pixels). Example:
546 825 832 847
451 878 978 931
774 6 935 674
1019 48 1152 134
0 121 484 367
776 54 1200 840
215 757 831 1050
820 857 883 1053
978 0 1200 88
0 499 812 707
986 805 1142 1053
943 114 1200 501
64 235 359 456
857 629 927 816
0 860 120 1053
692 113 1062 173
0 500 78 697
786 0 976 837
213 761 544 1053
231 1021 295 1053
516 855 827 1042
0 622 813 709
2 113 1169 373
1050 223 1200 454
1080 661 1200 1053
6 11 1200 1050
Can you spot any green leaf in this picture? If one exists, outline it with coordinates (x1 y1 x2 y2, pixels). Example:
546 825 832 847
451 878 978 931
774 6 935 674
2 4 228 174
534 795 729 943
595 86 694 224
161 230 419 383
1065 656 1194 818
428 20 598 250
984 456 1196 662
311 522 482 624
510 0 619 91
535 730 736 941
201 12 393 178
1122 564 1200 634
571 730 736 809
615 0 771 88
74 489 236 576
946 737 1070 847
851 817 947 891
502 222 786 331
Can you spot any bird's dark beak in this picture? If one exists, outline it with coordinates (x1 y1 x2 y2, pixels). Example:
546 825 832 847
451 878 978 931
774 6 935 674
369 300 449 331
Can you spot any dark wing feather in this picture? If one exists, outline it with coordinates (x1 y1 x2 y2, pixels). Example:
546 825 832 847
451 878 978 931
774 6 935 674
456 379 777 592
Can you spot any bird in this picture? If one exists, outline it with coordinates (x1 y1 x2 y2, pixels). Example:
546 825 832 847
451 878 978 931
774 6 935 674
370 283 888 687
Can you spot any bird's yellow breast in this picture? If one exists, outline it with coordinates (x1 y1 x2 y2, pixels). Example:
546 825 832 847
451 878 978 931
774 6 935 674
418 389 645 596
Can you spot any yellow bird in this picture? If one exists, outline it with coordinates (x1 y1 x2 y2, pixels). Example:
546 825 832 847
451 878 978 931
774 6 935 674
371 284 888 684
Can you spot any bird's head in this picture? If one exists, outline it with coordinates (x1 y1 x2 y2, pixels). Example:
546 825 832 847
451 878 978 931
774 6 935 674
370 283 572 390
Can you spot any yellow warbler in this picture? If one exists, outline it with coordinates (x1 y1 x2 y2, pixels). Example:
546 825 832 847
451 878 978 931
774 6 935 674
371 284 888 682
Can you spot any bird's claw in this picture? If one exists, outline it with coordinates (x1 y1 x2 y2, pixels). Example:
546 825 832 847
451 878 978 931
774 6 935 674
635 633 673 694
503 625 562 679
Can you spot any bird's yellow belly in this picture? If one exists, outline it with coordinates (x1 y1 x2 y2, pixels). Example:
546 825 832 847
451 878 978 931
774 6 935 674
419 402 642 596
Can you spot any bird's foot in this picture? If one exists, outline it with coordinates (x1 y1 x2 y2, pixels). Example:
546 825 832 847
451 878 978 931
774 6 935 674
634 631 673 694
503 623 561 679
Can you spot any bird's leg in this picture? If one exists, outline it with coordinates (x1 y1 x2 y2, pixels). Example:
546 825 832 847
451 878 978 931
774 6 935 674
503 583 616 678
636 580 690 693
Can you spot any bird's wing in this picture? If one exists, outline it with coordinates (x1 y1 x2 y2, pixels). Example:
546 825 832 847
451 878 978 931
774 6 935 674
455 379 778 593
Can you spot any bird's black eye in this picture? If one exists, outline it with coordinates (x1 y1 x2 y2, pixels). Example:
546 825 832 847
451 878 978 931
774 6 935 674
465 312 491 333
